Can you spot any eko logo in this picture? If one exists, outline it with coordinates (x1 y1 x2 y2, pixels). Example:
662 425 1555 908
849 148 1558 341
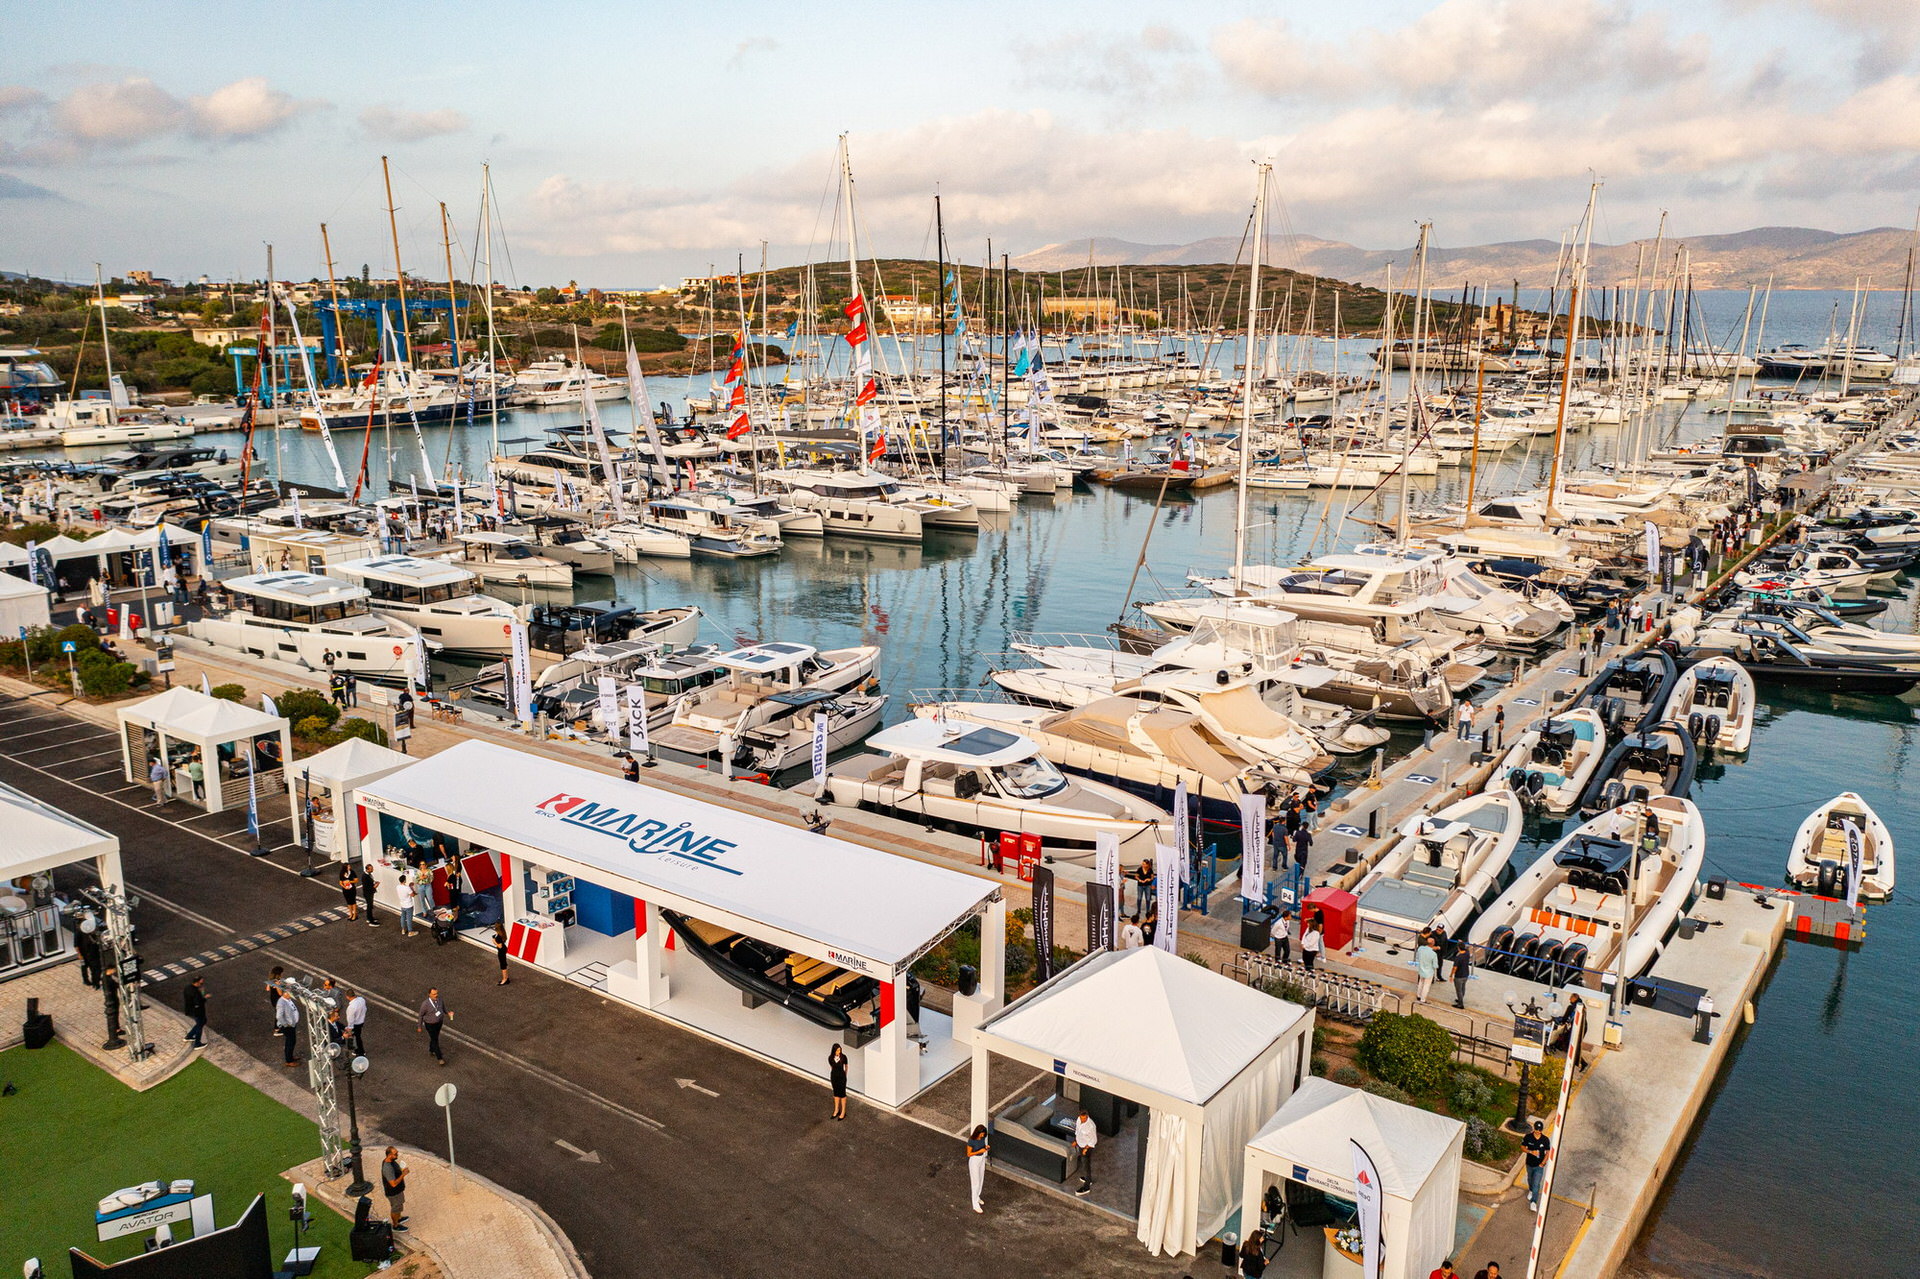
535 793 742 875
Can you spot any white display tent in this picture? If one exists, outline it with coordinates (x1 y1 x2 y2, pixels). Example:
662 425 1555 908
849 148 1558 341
970 946 1315 1257
116 687 293 818
0 572 51 633
1240 1079 1466 1279
350 740 1007 1107
60 523 207 586
0 780 124 982
286 737 414 856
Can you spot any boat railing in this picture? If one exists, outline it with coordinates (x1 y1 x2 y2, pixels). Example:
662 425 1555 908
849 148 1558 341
1007 630 1124 654
907 687 1028 709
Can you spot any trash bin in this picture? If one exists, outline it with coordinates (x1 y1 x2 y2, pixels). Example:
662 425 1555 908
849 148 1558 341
1240 909 1274 952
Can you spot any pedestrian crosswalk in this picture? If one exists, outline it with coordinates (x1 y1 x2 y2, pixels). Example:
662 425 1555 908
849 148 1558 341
141 907 353 984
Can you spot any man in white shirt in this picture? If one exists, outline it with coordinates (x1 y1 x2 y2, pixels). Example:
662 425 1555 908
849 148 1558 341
397 878 418 937
274 992 301 1066
1119 917 1145 950
1071 1108 1098 1195
344 988 368 1057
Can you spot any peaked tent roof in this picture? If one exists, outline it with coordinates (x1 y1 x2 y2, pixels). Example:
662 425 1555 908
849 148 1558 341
0 780 118 879
119 686 285 739
0 573 48 601
290 736 414 787
1246 1077 1464 1199
980 946 1310 1104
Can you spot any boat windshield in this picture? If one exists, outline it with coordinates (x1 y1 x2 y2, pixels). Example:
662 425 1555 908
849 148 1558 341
993 755 1067 799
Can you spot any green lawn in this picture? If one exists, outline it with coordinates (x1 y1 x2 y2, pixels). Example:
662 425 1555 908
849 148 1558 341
0 1042 377 1277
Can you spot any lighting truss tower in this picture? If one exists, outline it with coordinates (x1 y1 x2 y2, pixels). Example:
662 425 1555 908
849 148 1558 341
286 975 347 1179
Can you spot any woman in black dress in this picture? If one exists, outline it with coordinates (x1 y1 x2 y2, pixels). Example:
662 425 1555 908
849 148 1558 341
339 864 360 921
828 1044 848 1120
493 923 511 986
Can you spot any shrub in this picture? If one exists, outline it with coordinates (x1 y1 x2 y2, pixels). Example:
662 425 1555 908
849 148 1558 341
326 718 388 747
295 715 334 740
78 659 137 698
1464 1116 1501 1160
1332 1065 1363 1087
210 683 246 702
1257 974 1315 1005
1356 1012 1456 1095
1528 1058 1564 1115
1311 1055 1329 1076
277 688 338 729
1183 951 1210 968
1450 1070 1495 1115
1361 1079 1413 1105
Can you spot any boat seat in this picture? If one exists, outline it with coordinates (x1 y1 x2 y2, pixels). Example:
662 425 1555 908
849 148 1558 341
788 958 835 986
1403 864 1456 890
685 919 740 948
811 970 866 1000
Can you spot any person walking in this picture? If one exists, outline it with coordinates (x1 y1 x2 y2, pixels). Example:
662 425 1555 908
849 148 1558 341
343 672 358 708
965 1124 990 1213
1239 1230 1270 1278
1429 1260 1459 1279
182 975 208 1048
827 1044 849 1120
339 863 360 921
1493 705 1506 751
1522 1120 1551 1208
1414 936 1439 1003
345 988 367 1057
186 755 205 801
397 876 418 937
358 862 379 927
417 987 449 1065
1603 602 1620 645
1455 700 1474 741
1451 940 1473 1009
148 756 170 807
1472 1264 1502 1279
274 988 301 1067
1301 917 1323 971
1070 1107 1098 1196
1119 915 1145 950
493 923 511 985
380 1148 409 1233
1290 822 1312 868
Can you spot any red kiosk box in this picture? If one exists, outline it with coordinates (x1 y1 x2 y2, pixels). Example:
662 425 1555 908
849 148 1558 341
1303 887 1358 952
996 831 1042 878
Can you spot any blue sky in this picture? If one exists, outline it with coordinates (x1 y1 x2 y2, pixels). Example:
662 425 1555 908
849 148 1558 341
2 1 1916 286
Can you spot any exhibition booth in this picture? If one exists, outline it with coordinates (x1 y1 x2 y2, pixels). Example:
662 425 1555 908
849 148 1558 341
970 946 1314 1257
350 741 1006 1106
116 687 293 818
1239 1079 1466 1279
0 571 51 633
286 737 414 855
0 780 124 981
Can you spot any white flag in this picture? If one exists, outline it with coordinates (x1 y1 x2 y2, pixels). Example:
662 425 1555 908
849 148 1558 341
261 692 279 719
1173 781 1191 882
200 672 211 696
624 685 649 756
1094 831 1121 900
1844 822 1864 911
596 675 621 736
1351 1141 1384 1279
1238 793 1267 904
810 711 829 787
1642 520 1660 577
506 621 534 726
1153 841 1180 954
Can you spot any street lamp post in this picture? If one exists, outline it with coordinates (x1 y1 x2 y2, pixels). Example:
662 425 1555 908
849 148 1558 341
1505 990 1548 1131
330 1043 374 1197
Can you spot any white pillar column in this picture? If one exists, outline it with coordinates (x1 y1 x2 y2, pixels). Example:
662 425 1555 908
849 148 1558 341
953 898 1008 1041
863 976 915 1107
969 1038 991 1132
608 899 670 1009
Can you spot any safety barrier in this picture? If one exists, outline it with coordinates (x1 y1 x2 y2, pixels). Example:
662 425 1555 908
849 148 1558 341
1237 954 1395 1025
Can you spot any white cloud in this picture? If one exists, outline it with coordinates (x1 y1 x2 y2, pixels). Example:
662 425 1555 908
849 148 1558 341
188 77 308 139
50 76 185 144
359 104 469 142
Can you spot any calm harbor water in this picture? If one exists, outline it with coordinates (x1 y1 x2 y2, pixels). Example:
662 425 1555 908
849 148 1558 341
49 287 1920 1273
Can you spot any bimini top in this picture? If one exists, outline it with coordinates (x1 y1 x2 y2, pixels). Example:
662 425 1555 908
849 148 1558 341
866 719 1037 767
715 642 816 674
221 572 369 607
353 740 998 974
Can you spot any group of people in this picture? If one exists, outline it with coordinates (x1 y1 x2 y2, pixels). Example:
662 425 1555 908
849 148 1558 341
1411 927 1474 1008
1268 906 1326 970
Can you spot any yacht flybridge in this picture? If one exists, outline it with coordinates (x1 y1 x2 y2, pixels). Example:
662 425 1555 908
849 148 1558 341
328 555 521 655
447 531 574 590
187 571 432 680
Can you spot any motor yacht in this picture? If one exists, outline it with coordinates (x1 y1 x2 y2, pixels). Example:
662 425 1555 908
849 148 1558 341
648 642 881 761
447 531 574 590
327 555 521 656
811 719 1171 855
187 571 431 680
1353 791 1525 942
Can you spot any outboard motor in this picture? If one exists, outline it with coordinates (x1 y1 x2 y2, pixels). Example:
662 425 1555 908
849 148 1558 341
1602 696 1625 735
1485 925 1516 972
1599 779 1626 812
1559 942 1590 984
1514 933 1542 981
1687 712 1705 744
1815 860 1843 896
1705 715 1722 748
1507 767 1532 793
1535 938 1566 986
1525 770 1547 798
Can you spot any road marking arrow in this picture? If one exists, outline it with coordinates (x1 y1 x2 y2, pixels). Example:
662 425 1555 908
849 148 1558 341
675 1077 720 1098
554 1138 602 1163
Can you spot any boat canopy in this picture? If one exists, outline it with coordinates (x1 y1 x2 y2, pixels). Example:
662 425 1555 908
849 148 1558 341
715 642 817 674
866 719 1036 766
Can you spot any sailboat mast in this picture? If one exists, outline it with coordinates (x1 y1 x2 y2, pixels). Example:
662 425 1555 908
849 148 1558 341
935 194 948 479
91 264 118 425
439 202 461 381
839 136 871 472
266 243 284 494
481 163 500 459
381 156 413 364
1397 223 1430 543
1234 162 1269 583
320 223 344 388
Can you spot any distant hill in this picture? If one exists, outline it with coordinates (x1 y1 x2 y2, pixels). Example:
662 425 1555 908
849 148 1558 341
1013 226 1917 290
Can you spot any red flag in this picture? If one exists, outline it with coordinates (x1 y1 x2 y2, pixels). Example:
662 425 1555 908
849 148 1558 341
842 295 865 321
845 319 868 347
726 413 750 440
868 434 887 463
724 358 745 384
729 383 746 409
855 378 877 406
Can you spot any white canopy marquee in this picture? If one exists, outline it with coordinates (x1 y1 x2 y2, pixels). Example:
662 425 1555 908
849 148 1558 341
1241 1078 1466 1279
117 687 293 817
287 737 414 853
0 780 123 983
972 946 1314 1257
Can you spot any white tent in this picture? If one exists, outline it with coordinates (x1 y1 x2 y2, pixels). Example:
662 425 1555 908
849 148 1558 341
0 780 123 982
971 946 1314 1257
287 737 414 854
1240 1079 1466 1279
0 572 51 634
117 687 292 818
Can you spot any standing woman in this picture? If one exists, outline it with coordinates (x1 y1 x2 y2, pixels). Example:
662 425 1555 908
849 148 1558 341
827 1044 849 1120
1301 915 1323 972
965 1124 990 1214
339 863 360 922
1238 1230 1269 1278
493 923 511 986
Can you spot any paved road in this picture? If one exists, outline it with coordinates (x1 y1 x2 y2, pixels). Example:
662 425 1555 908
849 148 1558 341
1 692 1185 1279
